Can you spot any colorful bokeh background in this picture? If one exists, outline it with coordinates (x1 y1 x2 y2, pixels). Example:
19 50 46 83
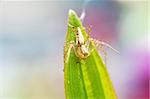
0 0 148 99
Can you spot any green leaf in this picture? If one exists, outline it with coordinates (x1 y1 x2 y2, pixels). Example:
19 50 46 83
64 9 117 99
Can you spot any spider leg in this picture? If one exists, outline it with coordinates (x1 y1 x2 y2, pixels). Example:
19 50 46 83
97 43 107 66
98 41 120 54
90 38 119 54
84 38 107 65
65 41 78 63
86 25 92 39
91 38 120 65
84 38 93 53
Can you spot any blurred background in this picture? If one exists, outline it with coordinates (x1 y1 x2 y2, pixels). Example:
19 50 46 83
0 0 148 99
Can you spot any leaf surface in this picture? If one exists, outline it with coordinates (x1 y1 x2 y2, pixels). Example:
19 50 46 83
64 9 117 99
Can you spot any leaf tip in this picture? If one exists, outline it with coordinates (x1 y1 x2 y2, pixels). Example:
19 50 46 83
68 9 76 16
68 9 81 27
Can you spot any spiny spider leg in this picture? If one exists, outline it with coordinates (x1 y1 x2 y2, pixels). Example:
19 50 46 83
97 43 107 66
85 25 119 54
89 38 119 65
91 38 120 54
65 41 78 63
86 25 92 39
86 38 107 65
